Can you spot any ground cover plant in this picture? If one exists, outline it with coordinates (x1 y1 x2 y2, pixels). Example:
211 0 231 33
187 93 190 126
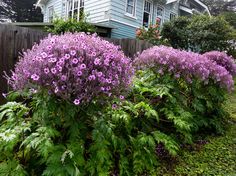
0 32 236 175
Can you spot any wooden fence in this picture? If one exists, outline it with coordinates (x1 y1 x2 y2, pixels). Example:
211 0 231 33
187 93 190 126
0 24 153 104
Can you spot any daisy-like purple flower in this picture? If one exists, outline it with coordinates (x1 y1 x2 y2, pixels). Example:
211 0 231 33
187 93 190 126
61 75 67 81
72 58 78 64
80 64 86 69
65 54 70 59
51 68 57 74
31 74 40 81
97 72 103 77
119 95 124 100
44 68 50 74
77 71 83 76
70 50 77 56
74 99 80 105
94 58 100 65
41 52 48 58
88 75 96 81
112 104 117 109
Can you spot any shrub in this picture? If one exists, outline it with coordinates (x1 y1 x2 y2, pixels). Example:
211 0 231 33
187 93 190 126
0 42 235 175
134 46 234 91
7 33 134 105
46 18 96 34
161 15 236 57
136 22 161 45
134 46 234 135
203 51 236 76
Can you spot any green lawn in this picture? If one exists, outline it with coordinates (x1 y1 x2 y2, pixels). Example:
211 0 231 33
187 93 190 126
158 87 236 176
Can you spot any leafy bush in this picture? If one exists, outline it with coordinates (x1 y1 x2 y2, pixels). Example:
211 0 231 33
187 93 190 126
134 46 234 135
161 15 236 57
203 51 236 76
7 33 134 105
136 23 161 45
46 18 96 34
0 35 235 175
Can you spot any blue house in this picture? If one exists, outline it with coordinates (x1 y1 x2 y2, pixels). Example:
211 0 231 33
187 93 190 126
36 0 210 38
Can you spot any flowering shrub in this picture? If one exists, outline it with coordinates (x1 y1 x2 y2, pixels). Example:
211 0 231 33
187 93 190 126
8 33 134 105
136 23 161 45
134 46 234 91
203 51 236 77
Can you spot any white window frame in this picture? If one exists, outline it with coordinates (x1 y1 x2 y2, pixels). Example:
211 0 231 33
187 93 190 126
48 6 54 23
142 0 153 28
125 0 137 18
66 0 84 21
170 12 177 21
156 5 164 25
79 0 84 20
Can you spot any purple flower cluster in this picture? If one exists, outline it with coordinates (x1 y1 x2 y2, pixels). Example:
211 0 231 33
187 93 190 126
203 51 236 77
134 46 234 91
8 33 134 105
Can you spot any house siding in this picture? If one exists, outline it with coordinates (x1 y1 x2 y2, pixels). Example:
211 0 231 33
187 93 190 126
85 0 111 23
40 0 203 38
108 0 179 38
43 0 63 22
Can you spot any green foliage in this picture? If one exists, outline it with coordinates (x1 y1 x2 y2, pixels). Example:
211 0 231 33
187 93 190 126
46 17 96 35
0 72 231 175
220 11 236 29
161 15 236 57
136 24 161 45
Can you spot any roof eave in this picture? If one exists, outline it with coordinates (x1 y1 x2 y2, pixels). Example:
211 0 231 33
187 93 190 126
193 0 211 16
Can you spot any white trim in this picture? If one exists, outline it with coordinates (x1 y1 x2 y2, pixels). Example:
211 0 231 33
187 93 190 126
179 5 193 14
124 0 137 18
93 19 110 23
166 0 178 4
94 19 139 28
111 19 140 28
36 0 48 6
142 0 153 28
193 0 210 15
156 4 165 25
48 6 54 22
170 11 177 20
124 13 137 20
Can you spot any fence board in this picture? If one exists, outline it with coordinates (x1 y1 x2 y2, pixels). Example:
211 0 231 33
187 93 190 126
0 24 153 104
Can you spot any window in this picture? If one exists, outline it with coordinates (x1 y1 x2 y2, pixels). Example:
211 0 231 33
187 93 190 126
170 12 176 20
67 0 84 20
79 0 84 21
156 6 164 25
48 6 54 22
143 0 152 28
126 0 136 16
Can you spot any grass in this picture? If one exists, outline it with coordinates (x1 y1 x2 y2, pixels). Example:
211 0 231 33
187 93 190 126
158 86 236 176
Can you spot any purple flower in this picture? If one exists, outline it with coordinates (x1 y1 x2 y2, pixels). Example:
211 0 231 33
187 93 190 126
97 72 103 77
31 74 39 81
41 52 48 58
61 75 67 81
112 104 118 109
94 58 101 65
134 46 234 92
74 99 80 105
44 68 50 74
72 58 78 64
120 95 124 100
8 32 134 105
65 54 70 59
88 75 96 81
77 71 83 76
70 50 77 56
80 64 86 69
51 68 57 74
